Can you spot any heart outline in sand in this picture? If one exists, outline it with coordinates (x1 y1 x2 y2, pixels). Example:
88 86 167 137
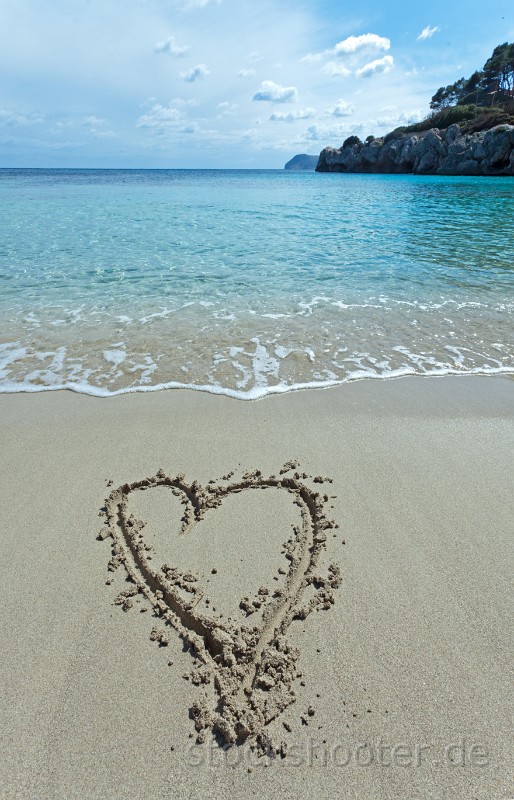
99 466 341 750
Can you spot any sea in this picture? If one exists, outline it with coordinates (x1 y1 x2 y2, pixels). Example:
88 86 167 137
0 168 513 399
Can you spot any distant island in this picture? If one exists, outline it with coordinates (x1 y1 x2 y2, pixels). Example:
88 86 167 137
284 154 319 171
316 42 514 176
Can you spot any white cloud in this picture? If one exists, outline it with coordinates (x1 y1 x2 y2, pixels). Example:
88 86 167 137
81 115 107 127
93 130 117 139
179 63 210 82
372 108 424 128
240 127 259 140
333 33 390 55
237 67 256 78
309 32 393 81
306 32 390 62
165 97 198 109
270 108 315 122
417 25 440 41
154 36 190 57
323 62 352 78
356 55 394 78
301 122 358 142
0 108 43 126
303 124 327 141
252 80 298 103
217 101 238 115
302 52 324 63
328 100 355 117
79 115 116 138
136 103 185 128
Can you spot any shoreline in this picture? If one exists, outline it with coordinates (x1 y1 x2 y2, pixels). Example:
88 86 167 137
1 367 513 402
1 375 512 799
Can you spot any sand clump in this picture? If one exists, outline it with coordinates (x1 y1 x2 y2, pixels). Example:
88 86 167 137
99 464 341 754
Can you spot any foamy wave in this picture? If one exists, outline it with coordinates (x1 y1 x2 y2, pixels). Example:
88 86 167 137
1 364 512 401
1 322 513 401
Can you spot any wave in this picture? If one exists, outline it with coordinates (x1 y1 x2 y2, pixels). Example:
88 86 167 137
1 363 512 401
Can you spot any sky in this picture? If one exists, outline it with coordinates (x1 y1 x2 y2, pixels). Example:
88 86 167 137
0 0 512 168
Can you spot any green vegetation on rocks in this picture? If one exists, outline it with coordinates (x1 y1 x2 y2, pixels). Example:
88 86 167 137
430 43 514 112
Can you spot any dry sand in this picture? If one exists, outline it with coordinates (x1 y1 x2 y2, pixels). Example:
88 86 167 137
0 375 513 800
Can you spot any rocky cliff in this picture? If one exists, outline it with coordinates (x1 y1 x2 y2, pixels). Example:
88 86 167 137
316 124 514 176
284 154 319 171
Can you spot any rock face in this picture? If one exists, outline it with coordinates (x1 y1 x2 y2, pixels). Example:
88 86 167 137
316 124 514 176
284 154 319 171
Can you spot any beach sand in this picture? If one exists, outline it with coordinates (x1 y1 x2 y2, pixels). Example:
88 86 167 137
0 376 512 800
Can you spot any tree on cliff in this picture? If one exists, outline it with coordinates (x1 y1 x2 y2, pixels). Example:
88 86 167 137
430 42 514 111
482 42 514 95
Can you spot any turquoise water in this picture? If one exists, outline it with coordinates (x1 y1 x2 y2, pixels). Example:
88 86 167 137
0 168 513 398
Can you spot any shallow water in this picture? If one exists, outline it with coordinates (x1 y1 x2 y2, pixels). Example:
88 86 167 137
1 168 513 398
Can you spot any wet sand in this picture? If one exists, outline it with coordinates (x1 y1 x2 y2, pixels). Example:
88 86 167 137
0 376 513 799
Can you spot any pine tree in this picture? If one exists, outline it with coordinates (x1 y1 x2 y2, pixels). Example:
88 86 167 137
481 42 514 100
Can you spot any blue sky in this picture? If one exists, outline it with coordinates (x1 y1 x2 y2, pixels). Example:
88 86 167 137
0 0 512 168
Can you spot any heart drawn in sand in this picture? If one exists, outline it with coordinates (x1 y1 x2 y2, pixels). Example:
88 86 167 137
99 465 341 751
